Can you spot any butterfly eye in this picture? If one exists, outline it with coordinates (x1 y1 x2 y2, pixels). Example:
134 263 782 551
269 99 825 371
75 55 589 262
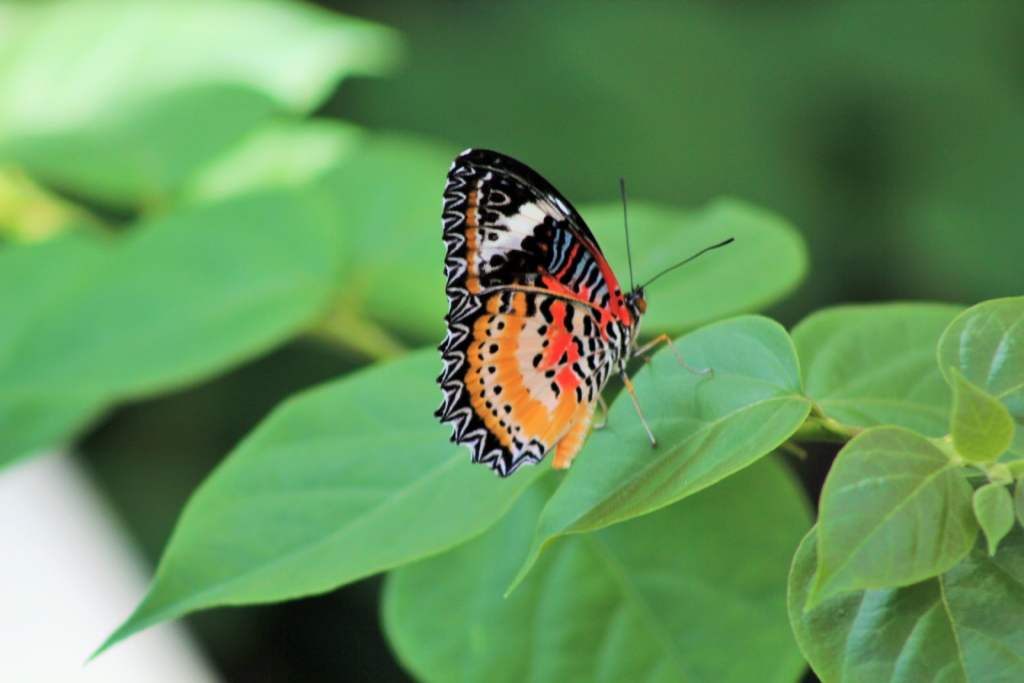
636 298 647 314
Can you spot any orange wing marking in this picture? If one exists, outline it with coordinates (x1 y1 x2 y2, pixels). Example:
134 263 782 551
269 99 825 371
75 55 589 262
552 402 595 469
463 189 480 294
464 292 601 464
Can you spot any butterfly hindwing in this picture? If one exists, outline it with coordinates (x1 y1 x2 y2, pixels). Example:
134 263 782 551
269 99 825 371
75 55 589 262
440 289 619 475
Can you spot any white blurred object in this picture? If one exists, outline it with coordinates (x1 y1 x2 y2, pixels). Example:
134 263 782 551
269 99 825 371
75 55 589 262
0 451 223 683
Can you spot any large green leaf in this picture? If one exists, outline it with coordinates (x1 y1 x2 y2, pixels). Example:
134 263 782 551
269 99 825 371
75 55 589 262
385 457 810 683
1 86 276 209
939 297 1024 458
0 233 109 462
581 199 807 336
792 303 962 436
809 427 977 607
789 526 1024 683
0 190 337 465
184 123 430 359
0 393 108 465
308 132 458 341
99 350 544 654
0 232 107 364
0 0 399 206
182 118 364 203
512 315 811 588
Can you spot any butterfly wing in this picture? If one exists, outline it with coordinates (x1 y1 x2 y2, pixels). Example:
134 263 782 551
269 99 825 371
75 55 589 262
441 148 633 319
436 149 633 476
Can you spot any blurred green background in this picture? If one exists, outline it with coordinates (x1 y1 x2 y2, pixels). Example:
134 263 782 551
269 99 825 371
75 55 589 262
3 1 1023 682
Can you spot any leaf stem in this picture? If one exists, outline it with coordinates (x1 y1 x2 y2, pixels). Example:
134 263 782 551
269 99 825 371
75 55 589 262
308 295 407 361
984 462 1013 486
791 415 862 444
778 440 808 460
928 435 965 467
0 164 105 242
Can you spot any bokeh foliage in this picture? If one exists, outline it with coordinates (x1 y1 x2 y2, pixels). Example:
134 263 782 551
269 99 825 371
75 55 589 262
332 1 1024 310
3 2 1024 683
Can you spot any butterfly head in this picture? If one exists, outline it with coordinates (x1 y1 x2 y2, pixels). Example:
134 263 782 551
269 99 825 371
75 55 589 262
624 287 647 328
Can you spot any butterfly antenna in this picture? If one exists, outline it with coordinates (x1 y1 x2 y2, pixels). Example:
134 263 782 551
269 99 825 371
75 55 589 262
639 238 735 289
620 178 635 292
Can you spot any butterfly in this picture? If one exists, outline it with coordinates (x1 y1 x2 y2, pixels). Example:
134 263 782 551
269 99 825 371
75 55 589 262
435 149 731 476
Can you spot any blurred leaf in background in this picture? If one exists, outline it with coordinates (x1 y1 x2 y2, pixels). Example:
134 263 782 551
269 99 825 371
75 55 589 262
330 1 1024 314
0 0 400 209
2 2 1024 683
0 0 401 464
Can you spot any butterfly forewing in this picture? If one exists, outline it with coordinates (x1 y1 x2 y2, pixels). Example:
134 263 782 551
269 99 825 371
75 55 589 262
437 149 637 476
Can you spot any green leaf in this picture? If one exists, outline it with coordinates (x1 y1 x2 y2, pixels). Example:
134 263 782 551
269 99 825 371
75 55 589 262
309 132 459 341
973 483 1016 556
0 0 398 132
950 367 1016 463
789 525 1024 683
2 86 276 209
385 457 810 683
809 426 977 608
1015 479 1024 530
0 232 107 364
0 394 107 467
580 198 808 336
939 297 1024 459
0 164 94 243
511 316 811 589
0 0 400 206
792 303 963 436
0 233 109 463
99 350 544 654
0 190 337 465
188 124 433 359
183 119 364 203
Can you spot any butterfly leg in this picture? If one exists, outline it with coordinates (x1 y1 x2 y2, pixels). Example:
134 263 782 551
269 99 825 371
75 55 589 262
634 334 713 377
621 372 657 448
593 394 609 429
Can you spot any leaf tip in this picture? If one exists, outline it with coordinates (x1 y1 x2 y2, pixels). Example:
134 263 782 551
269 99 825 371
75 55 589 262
90 590 178 662
802 582 827 613
88 619 136 663
505 534 553 597
504 558 533 598
802 557 840 612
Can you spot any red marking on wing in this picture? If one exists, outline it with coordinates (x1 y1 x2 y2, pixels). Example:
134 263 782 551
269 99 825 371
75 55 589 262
554 242 581 280
534 300 585 395
586 246 634 327
540 273 576 299
540 240 634 329
544 334 572 366
554 365 580 392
